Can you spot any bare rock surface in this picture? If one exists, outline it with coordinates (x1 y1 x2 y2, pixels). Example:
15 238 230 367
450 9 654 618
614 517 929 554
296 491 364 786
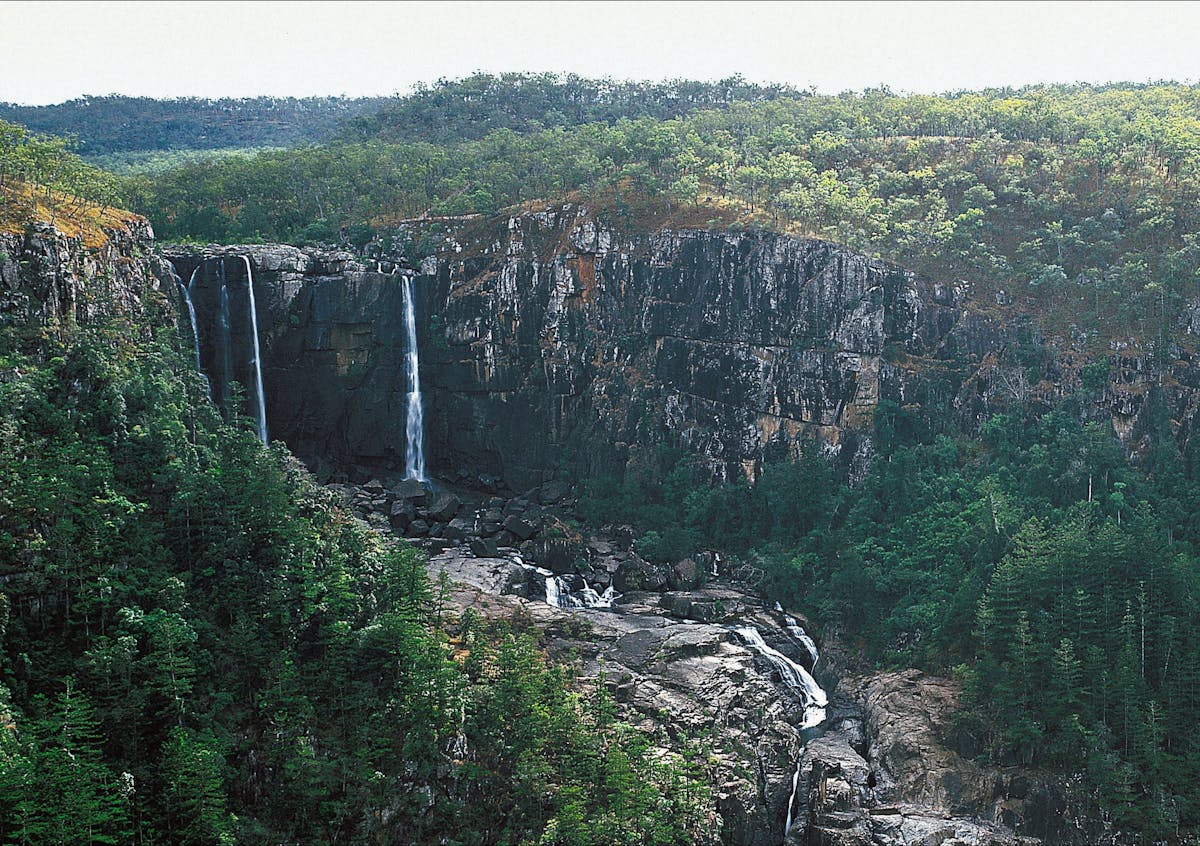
422 550 1116 846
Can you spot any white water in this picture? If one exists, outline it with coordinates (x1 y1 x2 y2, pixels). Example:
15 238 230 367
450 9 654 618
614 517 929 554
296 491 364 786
241 257 269 445
523 564 617 609
751 615 827 842
218 268 232 410
539 568 562 607
168 262 203 373
731 626 826 729
400 274 427 480
559 583 616 609
784 759 802 838
785 616 819 668
775 603 820 668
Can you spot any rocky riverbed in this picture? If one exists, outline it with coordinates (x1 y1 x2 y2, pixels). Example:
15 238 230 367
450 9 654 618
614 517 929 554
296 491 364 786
323 475 1113 845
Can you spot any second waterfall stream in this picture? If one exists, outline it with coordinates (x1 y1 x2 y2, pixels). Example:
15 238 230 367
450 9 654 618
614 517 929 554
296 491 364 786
400 272 427 481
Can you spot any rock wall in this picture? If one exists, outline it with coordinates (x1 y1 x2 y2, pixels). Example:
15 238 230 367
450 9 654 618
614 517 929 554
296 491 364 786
1 217 165 334
425 208 963 489
165 206 1200 489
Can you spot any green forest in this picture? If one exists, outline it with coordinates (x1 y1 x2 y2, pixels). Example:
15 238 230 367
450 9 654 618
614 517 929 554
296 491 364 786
0 96 388 155
0 277 713 844
4 73 1200 843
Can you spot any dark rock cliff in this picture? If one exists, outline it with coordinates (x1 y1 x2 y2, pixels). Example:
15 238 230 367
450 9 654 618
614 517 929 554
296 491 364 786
164 204 1200 490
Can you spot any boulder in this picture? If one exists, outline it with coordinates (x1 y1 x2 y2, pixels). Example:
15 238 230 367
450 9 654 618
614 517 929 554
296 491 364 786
469 537 500 558
448 516 475 533
668 557 702 590
363 478 386 494
659 593 693 618
407 519 430 537
393 478 428 504
441 524 467 543
688 601 725 623
389 500 414 530
613 557 669 592
539 480 570 503
502 515 538 541
428 491 462 522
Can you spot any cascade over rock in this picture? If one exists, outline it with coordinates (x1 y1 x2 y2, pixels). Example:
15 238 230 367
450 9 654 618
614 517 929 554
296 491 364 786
166 251 273 438
400 271 426 479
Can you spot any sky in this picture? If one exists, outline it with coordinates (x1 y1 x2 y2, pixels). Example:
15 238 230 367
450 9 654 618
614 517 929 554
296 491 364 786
2 0 1198 105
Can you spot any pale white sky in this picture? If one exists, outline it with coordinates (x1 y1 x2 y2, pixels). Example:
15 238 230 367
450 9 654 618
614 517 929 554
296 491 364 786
2 0 1197 105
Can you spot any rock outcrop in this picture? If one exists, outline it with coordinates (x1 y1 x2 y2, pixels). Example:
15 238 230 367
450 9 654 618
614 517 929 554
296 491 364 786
794 670 1117 845
422 544 1113 846
165 205 1200 489
2 217 164 333
428 550 820 846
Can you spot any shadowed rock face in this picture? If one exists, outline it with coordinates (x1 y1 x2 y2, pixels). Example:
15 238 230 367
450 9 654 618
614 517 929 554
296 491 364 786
426 210 962 490
164 205 1200 490
162 215 957 487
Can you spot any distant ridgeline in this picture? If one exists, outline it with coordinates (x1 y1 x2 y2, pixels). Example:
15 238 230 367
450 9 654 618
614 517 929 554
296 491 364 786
344 72 810 143
0 94 390 154
0 75 801 159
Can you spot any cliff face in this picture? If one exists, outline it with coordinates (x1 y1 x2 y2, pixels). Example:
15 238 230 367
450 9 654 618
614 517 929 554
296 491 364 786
1 217 163 333
168 205 1200 489
425 208 962 489
797 670 1117 846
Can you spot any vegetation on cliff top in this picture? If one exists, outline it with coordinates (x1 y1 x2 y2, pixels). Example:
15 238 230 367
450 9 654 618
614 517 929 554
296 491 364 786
0 119 132 246
122 79 1200 346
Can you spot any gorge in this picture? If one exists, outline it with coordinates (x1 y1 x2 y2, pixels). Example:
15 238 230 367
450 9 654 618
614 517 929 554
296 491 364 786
6 76 1200 846
149 202 1170 845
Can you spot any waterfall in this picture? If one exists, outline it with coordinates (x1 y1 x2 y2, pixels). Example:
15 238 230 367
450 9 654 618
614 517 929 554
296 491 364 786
522 564 617 609
775 603 820 667
784 615 819 668
737 621 827 843
544 571 562 607
731 626 826 729
218 262 232 412
784 759 802 838
400 273 427 480
167 261 203 373
241 256 269 445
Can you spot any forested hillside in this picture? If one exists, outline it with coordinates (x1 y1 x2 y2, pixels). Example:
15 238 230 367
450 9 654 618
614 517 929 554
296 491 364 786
128 81 1200 340
0 135 711 845
0 95 387 155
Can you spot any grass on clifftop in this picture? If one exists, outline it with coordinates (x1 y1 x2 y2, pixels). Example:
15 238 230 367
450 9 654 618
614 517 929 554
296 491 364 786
1 180 142 248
